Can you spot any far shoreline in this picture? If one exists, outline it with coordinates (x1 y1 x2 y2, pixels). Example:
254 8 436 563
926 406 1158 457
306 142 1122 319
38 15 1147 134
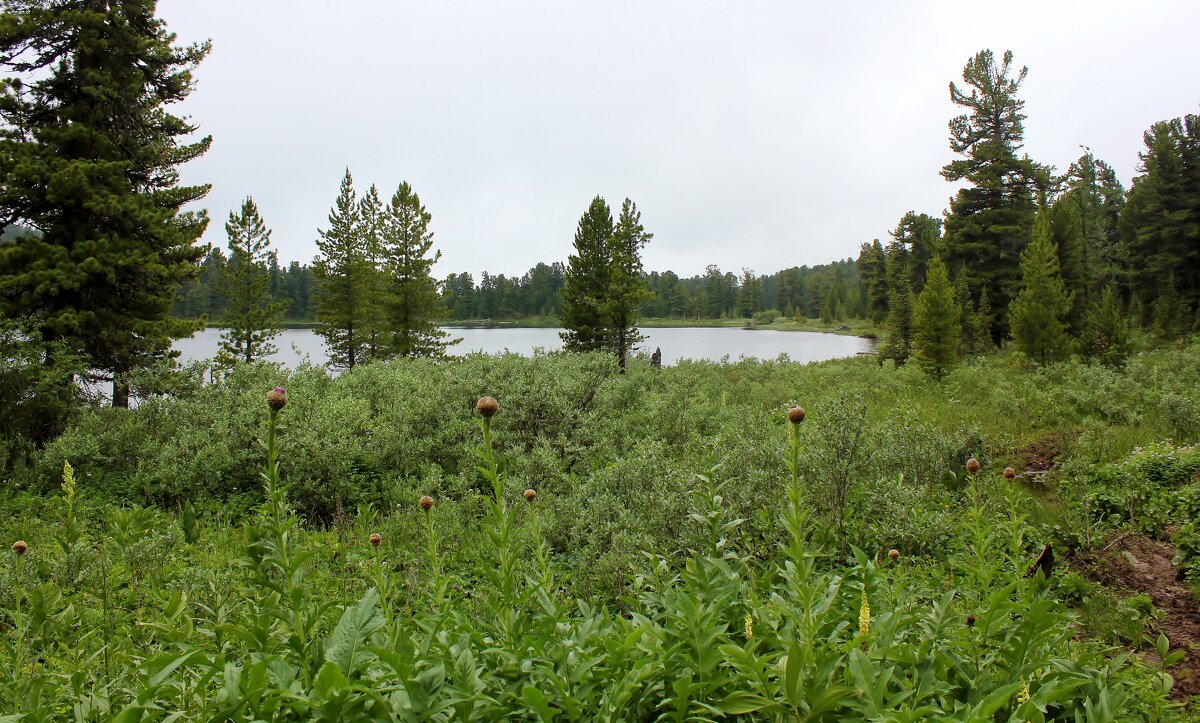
191 317 879 340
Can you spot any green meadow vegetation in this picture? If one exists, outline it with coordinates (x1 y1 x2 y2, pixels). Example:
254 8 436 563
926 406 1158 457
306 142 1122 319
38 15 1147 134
2 345 1199 719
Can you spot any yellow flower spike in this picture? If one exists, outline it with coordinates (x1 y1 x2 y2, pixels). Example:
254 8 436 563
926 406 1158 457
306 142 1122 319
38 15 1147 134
858 590 871 639
1017 681 1030 705
744 614 753 640
62 460 76 501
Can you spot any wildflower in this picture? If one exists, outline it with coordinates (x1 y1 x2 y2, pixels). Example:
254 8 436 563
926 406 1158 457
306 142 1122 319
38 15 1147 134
62 460 76 498
266 386 288 411
788 406 806 424
1003 467 1016 480
966 457 980 474
419 495 434 512
523 489 537 502
369 533 382 547
744 613 753 639
858 590 870 638
475 396 499 418
11 540 27 556
888 549 900 562
965 614 975 627
1017 681 1030 705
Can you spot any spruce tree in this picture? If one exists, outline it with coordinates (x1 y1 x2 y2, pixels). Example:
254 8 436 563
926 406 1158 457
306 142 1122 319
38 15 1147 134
913 258 960 380
1008 212 1074 364
858 239 889 323
1081 286 1131 367
605 199 653 372
314 169 370 370
1121 114 1200 312
1048 197 1087 333
216 198 288 365
560 197 614 352
0 0 212 406
380 182 452 358
881 242 914 365
358 184 388 362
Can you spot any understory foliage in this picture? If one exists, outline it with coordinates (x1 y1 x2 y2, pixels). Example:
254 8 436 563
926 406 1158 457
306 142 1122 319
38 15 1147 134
3 346 1200 718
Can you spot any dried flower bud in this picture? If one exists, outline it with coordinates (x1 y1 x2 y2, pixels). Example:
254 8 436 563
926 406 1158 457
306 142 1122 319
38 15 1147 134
888 549 900 561
475 396 499 418
966 458 980 475
11 540 27 556
419 495 434 512
523 489 537 502
965 614 976 627
787 406 806 424
1003 467 1016 481
266 386 288 411
369 533 382 547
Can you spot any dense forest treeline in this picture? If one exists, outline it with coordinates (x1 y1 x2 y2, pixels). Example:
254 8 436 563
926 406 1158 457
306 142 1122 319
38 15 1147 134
172 254 864 324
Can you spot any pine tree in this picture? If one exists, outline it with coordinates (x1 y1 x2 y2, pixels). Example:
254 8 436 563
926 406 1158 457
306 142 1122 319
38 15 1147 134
941 50 1046 341
0 0 212 406
560 197 614 352
314 169 370 370
380 182 452 358
1080 286 1131 367
913 258 960 380
216 198 288 365
1008 212 1074 364
605 199 653 372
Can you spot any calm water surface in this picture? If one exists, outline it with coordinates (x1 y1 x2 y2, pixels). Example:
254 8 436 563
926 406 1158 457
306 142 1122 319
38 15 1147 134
172 327 872 368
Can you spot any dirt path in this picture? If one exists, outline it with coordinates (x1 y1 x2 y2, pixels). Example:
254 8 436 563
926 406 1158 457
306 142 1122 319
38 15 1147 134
1076 534 1200 700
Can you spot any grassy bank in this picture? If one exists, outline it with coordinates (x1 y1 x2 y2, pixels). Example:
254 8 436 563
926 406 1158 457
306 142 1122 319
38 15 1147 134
1 345 1198 717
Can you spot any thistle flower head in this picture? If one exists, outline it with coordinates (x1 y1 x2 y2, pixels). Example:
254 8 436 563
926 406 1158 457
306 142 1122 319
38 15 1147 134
523 489 537 502
369 533 382 547
788 406 806 424
475 396 499 418
966 457 980 475
419 495 434 512
1003 467 1016 480
11 540 27 556
888 549 900 561
966 614 976 627
266 386 288 411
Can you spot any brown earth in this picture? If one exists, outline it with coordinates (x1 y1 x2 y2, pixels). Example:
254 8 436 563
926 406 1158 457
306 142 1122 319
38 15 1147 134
1075 534 1200 700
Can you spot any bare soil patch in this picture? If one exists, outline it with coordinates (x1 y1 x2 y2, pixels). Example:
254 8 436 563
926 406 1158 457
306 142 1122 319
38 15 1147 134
1075 534 1200 700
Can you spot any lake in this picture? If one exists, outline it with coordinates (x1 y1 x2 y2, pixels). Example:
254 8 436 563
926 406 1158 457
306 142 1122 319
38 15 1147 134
172 326 873 368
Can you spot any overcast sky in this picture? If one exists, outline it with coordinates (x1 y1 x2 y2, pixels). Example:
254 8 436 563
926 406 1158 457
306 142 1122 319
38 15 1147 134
157 0 1199 279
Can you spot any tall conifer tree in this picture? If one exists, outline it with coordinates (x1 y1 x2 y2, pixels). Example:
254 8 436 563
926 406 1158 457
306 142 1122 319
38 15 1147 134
940 50 1045 341
381 182 451 358
0 0 212 406
358 184 388 362
216 198 288 365
560 197 614 352
881 241 914 365
1009 212 1074 364
913 258 960 380
314 169 370 370
605 199 653 372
